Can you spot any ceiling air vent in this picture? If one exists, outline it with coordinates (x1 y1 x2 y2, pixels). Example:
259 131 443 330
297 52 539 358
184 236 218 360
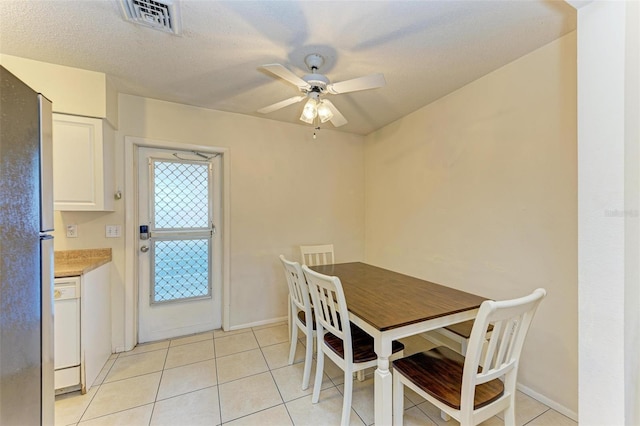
120 0 181 35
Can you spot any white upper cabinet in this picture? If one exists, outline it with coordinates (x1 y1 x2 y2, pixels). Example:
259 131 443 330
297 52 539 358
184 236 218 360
53 114 115 211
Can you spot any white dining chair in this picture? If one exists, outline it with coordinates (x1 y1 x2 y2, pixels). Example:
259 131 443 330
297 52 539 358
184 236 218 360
279 255 315 390
392 288 546 426
300 244 334 266
302 264 405 426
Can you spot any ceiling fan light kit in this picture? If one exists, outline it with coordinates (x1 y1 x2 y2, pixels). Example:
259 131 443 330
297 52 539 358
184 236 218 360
258 53 386 129
316 102 333 123
300 97 318 124
299 91 334 125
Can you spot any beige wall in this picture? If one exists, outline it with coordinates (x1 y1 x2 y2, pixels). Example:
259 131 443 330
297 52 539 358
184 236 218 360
364 32 578 416
54 95 365 350
118 95 365 330
0 54 118 128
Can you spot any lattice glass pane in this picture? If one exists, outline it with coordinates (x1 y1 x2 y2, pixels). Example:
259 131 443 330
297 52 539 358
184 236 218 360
153 160 209 229
152 238 210 303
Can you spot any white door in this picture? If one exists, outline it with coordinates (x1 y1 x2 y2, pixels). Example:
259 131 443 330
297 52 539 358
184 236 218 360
137 147 222 343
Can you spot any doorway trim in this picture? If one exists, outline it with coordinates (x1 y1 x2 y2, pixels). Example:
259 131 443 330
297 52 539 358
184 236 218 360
123 136 230 351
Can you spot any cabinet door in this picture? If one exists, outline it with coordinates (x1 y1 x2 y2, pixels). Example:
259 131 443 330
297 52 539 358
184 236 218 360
81 263 112 393
53 114 114 211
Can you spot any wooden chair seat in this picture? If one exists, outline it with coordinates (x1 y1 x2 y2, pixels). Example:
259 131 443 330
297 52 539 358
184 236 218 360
297 310 316 330
393 346 504 410
324 324 404 363
444 320 494 338
426 320 494 356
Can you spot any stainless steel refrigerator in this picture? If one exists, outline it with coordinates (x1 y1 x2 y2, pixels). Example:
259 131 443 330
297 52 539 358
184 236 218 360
1 65 55 425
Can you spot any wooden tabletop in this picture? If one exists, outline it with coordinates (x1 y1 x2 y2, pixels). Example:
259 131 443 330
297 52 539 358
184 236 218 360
310 262 487 331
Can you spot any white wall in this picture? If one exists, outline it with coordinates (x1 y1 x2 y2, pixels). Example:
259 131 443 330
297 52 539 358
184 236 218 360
575 1 640 424
364 33 578 417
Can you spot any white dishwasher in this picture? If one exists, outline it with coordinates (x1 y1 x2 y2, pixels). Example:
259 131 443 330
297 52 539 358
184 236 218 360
54 277 81 392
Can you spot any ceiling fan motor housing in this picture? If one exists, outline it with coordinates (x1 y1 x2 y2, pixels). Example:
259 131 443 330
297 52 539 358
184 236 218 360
302 73 329 94
304 54 325 71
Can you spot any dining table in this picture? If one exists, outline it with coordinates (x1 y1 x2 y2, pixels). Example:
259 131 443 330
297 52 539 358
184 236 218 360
309 262 488 426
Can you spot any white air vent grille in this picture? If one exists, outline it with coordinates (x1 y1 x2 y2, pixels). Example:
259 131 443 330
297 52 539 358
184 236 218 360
120 0 181 35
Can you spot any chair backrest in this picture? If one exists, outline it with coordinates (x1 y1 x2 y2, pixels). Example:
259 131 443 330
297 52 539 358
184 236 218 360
300 244 335 266
279 255 312 315
461 288 546 412
301 265 352 360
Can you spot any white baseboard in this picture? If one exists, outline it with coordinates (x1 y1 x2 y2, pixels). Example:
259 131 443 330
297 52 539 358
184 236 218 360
115 316 288 351
228 316 288 331
516 383 578 422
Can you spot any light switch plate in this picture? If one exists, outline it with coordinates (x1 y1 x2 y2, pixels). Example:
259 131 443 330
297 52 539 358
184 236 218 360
106 225 121 238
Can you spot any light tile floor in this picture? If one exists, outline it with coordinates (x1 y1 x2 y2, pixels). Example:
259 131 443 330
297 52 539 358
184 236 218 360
55 322 577 425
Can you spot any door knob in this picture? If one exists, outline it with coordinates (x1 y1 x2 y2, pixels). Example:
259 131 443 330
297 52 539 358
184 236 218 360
140 245 149 253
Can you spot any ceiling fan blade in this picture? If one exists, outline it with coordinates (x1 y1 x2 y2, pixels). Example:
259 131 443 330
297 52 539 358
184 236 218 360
259 64 311 90
257 95 306 114
322 99 348 127
326 73 386 95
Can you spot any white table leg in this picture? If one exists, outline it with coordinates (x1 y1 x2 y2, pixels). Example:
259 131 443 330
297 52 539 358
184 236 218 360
374 337 393 426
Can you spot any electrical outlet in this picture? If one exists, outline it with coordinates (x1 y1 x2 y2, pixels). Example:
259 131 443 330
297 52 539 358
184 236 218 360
66 224 78 238
106 225 121 238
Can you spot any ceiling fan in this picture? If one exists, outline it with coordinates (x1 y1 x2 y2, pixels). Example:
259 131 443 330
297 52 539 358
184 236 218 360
257 53 386 128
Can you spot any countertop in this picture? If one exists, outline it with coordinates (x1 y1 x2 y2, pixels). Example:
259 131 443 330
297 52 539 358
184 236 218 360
54 248 112 278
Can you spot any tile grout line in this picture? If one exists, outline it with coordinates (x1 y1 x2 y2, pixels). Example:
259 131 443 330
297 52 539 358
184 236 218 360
522 407 552 425
147 346 171 425
253 327 296 426
73 356 115 424
211 332 223 426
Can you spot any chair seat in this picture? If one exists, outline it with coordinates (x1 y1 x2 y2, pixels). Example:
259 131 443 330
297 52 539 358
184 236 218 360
297 310 316 330
324 324 404 363
392 346 504 410
444 320 494 339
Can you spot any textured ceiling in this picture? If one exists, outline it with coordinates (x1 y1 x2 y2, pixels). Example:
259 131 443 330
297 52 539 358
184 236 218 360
0 0 576 135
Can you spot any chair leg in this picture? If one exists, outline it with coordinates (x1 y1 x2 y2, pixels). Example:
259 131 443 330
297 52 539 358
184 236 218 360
440 410 451 421
356 370 365 381
312 345 324 404
301 329 313 390
504 392 517 426
392 370 404 426
341 367 354 426
287 299 292 342
288 322 299 365
504 406 516 426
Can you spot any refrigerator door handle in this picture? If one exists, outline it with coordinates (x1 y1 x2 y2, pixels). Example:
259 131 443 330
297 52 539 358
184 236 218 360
39 94 54 232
